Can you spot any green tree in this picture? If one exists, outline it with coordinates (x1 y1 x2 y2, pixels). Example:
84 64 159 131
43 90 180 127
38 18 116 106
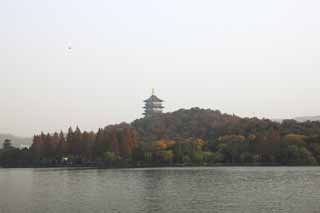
287 145 317 165
240 152 255 163
104 151 121 166
217 135 247 163
202 152 216 163
192 151 204 164
182 155 191 164
159 150 174 163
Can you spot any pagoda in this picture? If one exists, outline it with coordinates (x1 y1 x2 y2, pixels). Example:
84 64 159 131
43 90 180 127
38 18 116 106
143 89 164 117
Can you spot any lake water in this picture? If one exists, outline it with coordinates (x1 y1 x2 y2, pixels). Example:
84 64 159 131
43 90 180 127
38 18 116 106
0 167 320 213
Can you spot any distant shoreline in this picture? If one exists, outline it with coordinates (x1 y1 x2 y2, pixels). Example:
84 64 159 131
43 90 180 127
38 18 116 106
1 163 318 169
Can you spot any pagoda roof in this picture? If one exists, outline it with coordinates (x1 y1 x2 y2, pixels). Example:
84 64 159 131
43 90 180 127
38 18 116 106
143 105 164 109
144 95 163 102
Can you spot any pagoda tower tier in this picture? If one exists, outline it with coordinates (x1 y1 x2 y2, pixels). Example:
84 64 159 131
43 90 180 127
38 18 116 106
143 89 164 117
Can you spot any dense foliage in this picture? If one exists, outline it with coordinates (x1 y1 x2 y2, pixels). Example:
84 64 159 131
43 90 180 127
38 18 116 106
2 108 320 167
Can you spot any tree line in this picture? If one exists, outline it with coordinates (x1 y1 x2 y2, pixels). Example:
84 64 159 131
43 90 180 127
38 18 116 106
1 108 320 167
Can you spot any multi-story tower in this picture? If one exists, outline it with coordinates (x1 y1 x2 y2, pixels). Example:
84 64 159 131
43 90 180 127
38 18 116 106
143 89 164 117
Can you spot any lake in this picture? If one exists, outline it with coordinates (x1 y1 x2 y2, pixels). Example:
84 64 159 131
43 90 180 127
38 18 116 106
0 167 320 213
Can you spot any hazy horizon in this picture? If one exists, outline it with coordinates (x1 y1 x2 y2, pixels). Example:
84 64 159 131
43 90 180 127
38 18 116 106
1 0 320 137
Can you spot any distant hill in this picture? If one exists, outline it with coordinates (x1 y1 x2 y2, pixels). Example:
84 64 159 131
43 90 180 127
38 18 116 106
294 116 320 122
273 116 320 123
0 134 32 148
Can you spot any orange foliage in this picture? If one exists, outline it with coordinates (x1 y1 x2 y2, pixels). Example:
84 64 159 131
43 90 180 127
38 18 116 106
193 138 206 151
194 138 206 147
248 134 256 141
151 139 176 151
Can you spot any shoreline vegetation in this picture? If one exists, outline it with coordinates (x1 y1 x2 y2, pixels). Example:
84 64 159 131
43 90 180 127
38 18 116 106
2 108 320 168
1 163 317 169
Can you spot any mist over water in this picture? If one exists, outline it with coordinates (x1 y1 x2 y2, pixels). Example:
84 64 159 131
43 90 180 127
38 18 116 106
1 167 320 213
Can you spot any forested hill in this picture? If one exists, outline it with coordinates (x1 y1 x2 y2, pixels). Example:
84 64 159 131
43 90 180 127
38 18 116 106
133 108 242 142
132 107 320 142
2 108 320 167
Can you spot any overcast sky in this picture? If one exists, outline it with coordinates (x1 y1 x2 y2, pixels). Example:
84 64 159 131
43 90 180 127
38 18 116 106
1 0 320 136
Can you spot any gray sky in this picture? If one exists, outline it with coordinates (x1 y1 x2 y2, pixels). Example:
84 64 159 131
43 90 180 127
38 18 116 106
1 0 320 137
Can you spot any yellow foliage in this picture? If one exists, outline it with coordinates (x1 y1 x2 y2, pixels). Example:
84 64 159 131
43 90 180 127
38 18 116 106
248 134 256 141
284 134 306 146
151 139 176 151
161 150 174 161
285 134 306 140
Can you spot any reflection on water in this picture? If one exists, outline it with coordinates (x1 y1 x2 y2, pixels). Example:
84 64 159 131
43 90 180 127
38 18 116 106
1 167 320 213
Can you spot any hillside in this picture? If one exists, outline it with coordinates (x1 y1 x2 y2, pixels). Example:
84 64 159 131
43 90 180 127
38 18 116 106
133 108 283 141
132 107 320 142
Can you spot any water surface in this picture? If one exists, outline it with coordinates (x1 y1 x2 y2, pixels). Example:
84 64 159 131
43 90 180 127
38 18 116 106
0 167 320 213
